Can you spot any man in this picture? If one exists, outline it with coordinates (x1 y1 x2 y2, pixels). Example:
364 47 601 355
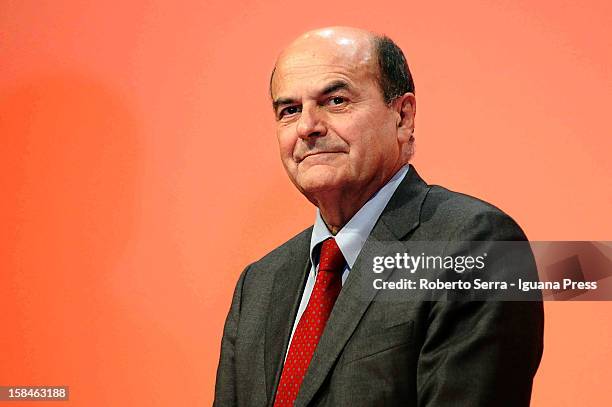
214 26 543 406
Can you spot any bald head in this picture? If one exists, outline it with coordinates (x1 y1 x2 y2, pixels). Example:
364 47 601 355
270 26 414 104
288 26 375 46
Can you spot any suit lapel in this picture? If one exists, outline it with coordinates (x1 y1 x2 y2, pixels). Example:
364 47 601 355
264 230 312 405
377 165 430 241
295 165 431 406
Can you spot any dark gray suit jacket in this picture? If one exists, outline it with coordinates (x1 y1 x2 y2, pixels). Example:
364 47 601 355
214 165 544 406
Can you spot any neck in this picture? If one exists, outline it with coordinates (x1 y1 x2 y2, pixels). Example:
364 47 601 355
311 165 404 234
316 190 369 235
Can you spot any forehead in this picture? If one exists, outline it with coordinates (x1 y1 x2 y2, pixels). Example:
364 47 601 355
272 38 378 98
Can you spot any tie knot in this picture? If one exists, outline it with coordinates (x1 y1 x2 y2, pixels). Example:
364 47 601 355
318 238 345 273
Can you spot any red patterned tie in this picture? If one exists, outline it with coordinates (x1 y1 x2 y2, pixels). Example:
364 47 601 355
273 238 345 406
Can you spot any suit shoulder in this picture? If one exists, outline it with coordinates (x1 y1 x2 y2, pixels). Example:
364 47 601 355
236 226 311 293
421 185 527 240
248 226 312 269
424 184 504 215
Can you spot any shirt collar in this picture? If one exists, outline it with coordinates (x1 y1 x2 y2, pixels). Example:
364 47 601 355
309 165 410 271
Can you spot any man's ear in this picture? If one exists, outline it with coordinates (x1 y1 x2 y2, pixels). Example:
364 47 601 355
393 92 416 133
391 93 416 161
393 92 416 140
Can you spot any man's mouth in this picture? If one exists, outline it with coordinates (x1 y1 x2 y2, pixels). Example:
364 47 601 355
299 151 342 162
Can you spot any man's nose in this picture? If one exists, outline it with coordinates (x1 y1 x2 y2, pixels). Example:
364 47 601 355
296 104 327 139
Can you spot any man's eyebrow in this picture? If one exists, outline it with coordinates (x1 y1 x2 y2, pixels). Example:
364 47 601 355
272 81 351 111
272 97 296 111
320 80 350 96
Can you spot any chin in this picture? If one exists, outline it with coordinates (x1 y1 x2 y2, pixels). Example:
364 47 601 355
294 165 345 194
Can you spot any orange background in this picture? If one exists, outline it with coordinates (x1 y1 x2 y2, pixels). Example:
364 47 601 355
1 1 611 405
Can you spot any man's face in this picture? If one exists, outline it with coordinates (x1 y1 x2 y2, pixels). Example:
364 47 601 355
271 32 405 201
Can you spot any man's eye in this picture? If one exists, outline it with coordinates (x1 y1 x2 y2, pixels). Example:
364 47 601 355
328 96 346 105
280 106 301 117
